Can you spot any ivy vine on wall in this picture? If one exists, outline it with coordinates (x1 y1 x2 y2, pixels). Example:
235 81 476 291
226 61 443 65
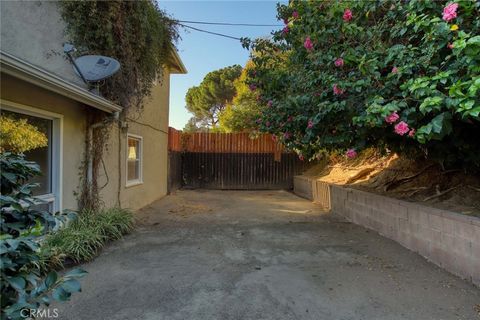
58 0 178 109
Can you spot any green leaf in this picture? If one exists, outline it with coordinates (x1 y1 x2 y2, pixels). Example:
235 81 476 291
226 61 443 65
64 268 88 278
419 96 443 114
45 271 58 288
52 287 71 302
61 279 81 293
7 276 26 291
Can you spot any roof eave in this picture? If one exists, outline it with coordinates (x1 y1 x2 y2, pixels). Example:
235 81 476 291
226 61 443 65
0 50 122 114
169 49 187 74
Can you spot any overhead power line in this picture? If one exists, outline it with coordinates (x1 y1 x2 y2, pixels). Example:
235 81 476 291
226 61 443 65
176 20 282 27
177 23 243 41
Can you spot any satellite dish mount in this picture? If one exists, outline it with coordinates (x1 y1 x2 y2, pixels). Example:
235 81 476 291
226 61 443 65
64 43 121 95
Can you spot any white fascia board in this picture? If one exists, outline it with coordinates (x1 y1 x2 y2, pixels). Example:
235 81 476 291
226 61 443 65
0 50 122 114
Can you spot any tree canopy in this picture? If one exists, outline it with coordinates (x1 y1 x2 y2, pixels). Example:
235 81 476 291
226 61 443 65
218 61 262 133
185 65 242 128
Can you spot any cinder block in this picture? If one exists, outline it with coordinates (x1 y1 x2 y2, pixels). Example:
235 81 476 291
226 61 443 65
370 219 382 232
409 210 429 226
428 228 443 245
471 257 480 286
456 255 475 282
428 214 443 231
454 222 475 240
390 204 408 220
397 217 409 232
407 221 420 235
430 246 449 268
441 233 472 256
473 225 480 244
471 241 480 259
416 224 433 243
442 218 456 235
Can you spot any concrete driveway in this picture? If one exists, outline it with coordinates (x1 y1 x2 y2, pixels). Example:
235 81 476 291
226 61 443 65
58 190 480 320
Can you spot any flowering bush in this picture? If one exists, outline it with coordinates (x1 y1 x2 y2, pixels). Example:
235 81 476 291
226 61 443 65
243 1 480 168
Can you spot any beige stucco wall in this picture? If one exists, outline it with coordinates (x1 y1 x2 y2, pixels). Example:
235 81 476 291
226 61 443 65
1 0 178 212
1 71 172 212
99 72 171 210
0 0 85 87
1 74 87 210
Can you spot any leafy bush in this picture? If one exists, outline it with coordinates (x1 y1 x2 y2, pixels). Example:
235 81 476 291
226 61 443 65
43 208 134 263
0 153 86 320
245 0 480 169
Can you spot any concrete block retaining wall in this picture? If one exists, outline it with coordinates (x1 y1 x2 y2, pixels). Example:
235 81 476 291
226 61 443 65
294 176 480 286
293 176 331 209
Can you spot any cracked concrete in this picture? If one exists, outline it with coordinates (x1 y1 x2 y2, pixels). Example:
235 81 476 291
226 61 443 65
57 190 480 320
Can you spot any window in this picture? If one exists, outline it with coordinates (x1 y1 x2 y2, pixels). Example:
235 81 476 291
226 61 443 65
1 102 62 212
126 134 143 186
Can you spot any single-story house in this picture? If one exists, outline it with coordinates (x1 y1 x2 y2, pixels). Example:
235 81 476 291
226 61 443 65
0 1 187 211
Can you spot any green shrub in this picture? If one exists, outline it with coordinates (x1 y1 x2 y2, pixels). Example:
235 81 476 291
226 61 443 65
0 153 86 320
244 0 480 169
43 208 134 264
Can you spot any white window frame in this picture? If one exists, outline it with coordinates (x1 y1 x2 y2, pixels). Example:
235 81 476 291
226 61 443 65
126 133 143 187
1 99 63 212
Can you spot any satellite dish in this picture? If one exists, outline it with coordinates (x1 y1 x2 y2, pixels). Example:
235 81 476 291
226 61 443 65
73 55 120 82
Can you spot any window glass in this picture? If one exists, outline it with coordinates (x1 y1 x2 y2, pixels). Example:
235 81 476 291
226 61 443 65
127 136 141 182
2 110 52 195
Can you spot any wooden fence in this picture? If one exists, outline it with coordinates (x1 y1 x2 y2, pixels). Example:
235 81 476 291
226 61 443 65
167 128 304 191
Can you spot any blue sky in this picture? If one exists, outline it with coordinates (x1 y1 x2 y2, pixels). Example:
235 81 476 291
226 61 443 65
159 1 285 129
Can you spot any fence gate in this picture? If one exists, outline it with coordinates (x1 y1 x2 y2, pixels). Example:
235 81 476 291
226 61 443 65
168 128 305 191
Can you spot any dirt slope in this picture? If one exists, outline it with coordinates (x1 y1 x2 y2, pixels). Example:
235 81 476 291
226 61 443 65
305 150 480 217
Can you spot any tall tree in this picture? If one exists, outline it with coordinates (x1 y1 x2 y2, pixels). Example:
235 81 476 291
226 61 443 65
185 65 242 128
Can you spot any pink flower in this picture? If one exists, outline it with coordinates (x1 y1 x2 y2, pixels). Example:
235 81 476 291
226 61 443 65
292 11 299 19
283 18 289 25
385 111 399 124
343 9 353 22
408 128 416 137
298 154 304 161
333 84 344 95
283 132 291 139
304 37 313 51
267 100 273 107
249 84 257 91
282 26 289 34
346 149 357 159
394 121 410 136
447 43 454 49
334 58 344 67
307 120 314 129
442 2 458 22
266 121 271 127
391 67 398 74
